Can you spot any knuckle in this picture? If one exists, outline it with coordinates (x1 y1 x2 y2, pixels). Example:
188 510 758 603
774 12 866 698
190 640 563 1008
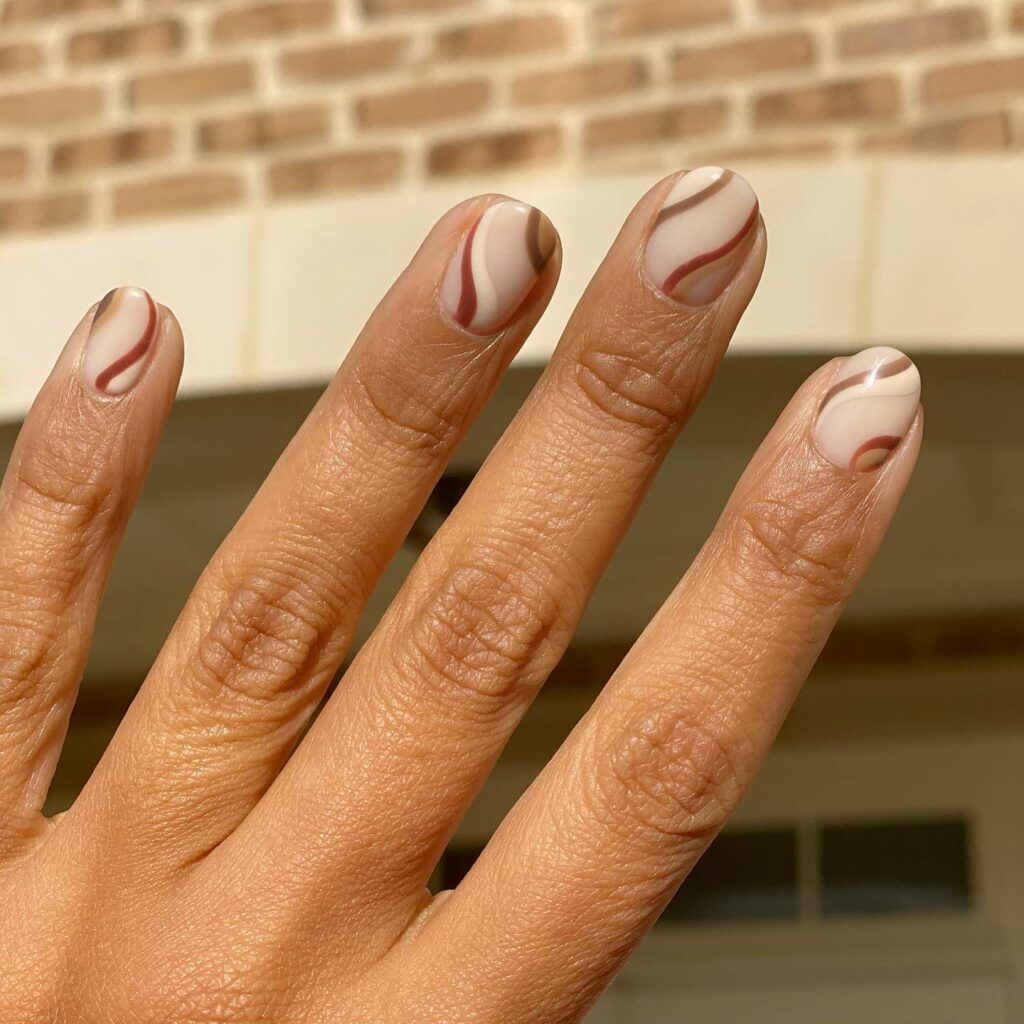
187 562 330 711
401 560 559 708
348 361 462 464
732 496 855 610
590 706 743 847
575 345 688 442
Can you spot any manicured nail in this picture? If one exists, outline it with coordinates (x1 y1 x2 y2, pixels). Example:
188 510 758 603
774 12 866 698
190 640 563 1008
814 347 921 472
441 199 557 334
82 286 159 396
645 166 759 306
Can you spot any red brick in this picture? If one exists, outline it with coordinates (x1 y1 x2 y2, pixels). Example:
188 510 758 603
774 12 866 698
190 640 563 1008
435 15 566 60
428 125 561 175
356 80 489 128
52 125 175 173
198 106 329 153
755 76 900 126
923 57 1024 104
279 36 409 82
269 148 404 197
114 171 244 219
512 58 648 107
672 32 813 83
211 1 335 44
839 8 987 60
584 99 729 150
0 192 89 234
593 0 731 39
69 18 184 64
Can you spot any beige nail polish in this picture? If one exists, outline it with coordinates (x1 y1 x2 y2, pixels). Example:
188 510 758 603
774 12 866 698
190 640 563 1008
441 200 556 335
82 286 159 396
814 346 921 472
645 166 759 306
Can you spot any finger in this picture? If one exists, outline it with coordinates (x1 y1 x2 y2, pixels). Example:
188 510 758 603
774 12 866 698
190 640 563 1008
74 196 561 866
231 167 765 944
0 288 181 851
418 349 922 1024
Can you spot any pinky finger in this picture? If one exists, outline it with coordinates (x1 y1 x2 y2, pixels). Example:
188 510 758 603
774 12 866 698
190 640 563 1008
410 348 922 1024
0 288 181 852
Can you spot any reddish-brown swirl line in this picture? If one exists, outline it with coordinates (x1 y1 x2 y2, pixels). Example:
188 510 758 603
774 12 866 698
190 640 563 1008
661 200 759 294
94 291 158 393
455 214 481 327
849 435 900 470
818 355 914 412
654 170 734 228
526 206 549 274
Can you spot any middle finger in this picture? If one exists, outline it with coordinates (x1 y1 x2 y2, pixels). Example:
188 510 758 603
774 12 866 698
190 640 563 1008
224 167 766 947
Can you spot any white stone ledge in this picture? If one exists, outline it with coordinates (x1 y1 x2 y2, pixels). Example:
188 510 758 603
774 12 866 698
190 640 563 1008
1 157 1022 420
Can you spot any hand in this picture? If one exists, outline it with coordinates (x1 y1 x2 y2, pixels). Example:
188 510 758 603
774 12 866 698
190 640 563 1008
0 167 921 1023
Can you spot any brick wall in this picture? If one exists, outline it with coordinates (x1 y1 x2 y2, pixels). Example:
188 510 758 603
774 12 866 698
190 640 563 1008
0 0 1021 234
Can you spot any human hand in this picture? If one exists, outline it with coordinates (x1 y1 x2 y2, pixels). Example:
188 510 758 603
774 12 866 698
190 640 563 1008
0 167 921 1023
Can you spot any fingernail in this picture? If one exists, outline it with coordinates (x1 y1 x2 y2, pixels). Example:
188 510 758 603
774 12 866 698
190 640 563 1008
82 286 160 396
814 347 921 473
441 199 557 334
645 166 759 306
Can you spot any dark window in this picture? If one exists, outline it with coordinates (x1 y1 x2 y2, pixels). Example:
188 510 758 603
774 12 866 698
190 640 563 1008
439 844 483 890
660 828 799 924
820 818 971 917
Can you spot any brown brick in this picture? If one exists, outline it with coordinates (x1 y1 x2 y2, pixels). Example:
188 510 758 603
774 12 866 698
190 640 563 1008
211 1 334 44
428 125 561 176
52 125 174 173
512 58 648 107
839 8 986 60
694 138 835 164
364 0 474 14
672 32 813 83
279 36 409 83
584 99 729 151
760 0 870 11
356 80 489 128
198 106 329 153
593 0 731 40
1014 3 1024 31
1 0 119 22
0 192 89 234
754 76 900 126
69 18 184 64
0 147 29 182
114 171 244 219
0 42 46 76
269 148 404 197
131 61 254 107
435 15 566 60
923 57 1024 104
0 84 104 127
861 111 1011 152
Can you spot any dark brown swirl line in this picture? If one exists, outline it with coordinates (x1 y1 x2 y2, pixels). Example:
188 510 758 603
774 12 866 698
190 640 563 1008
661 200 758 294
455 214 481 327
95 291 158 393
526 206 555 275
654 169 734 228
818 355 914 413
850 435 900 471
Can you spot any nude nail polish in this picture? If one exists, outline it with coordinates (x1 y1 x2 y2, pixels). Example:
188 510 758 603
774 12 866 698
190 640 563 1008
441 200 557 335
82 286 159 396
814 347 921 472
645 166 759 306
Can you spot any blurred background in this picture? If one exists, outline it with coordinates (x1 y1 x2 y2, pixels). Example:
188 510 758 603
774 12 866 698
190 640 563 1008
1 0 1023 1021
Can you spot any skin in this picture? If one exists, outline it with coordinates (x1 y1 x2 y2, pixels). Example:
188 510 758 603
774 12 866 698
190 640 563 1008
0 176 921 1024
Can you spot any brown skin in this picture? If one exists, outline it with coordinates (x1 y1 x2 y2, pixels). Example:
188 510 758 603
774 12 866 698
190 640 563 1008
0 177 920 1023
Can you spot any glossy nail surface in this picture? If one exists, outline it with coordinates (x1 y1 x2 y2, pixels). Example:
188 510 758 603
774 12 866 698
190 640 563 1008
441 200 556 335
645 166 759 306
814 346 921 472
82 286 159 396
